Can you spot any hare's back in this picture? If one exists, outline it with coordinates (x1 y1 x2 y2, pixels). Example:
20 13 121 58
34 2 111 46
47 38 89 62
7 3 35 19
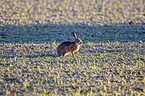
57 41 74 55
57 41 73 48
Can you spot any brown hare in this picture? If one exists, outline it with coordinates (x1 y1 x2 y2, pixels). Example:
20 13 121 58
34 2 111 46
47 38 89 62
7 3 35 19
57 32 83 57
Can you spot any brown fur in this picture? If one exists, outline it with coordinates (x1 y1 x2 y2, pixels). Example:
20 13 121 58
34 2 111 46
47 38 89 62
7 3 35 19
57 33 83 57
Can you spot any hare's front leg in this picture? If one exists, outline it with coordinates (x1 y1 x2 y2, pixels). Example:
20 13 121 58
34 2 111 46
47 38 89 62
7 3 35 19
72 52 75 57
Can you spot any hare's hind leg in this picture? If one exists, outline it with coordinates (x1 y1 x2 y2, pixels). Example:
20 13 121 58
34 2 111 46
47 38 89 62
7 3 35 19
64 52 71 57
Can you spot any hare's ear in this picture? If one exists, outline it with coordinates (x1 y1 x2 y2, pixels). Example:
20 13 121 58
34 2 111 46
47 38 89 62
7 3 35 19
72 32 77 38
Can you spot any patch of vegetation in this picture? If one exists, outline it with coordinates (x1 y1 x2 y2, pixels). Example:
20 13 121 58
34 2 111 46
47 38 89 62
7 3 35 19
0 0 144 95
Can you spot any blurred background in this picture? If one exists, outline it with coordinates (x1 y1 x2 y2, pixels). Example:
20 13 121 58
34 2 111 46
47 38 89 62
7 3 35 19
0 0 144 25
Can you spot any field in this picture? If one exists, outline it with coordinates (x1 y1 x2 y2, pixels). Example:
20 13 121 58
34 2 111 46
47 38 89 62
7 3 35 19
0 0 145 95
